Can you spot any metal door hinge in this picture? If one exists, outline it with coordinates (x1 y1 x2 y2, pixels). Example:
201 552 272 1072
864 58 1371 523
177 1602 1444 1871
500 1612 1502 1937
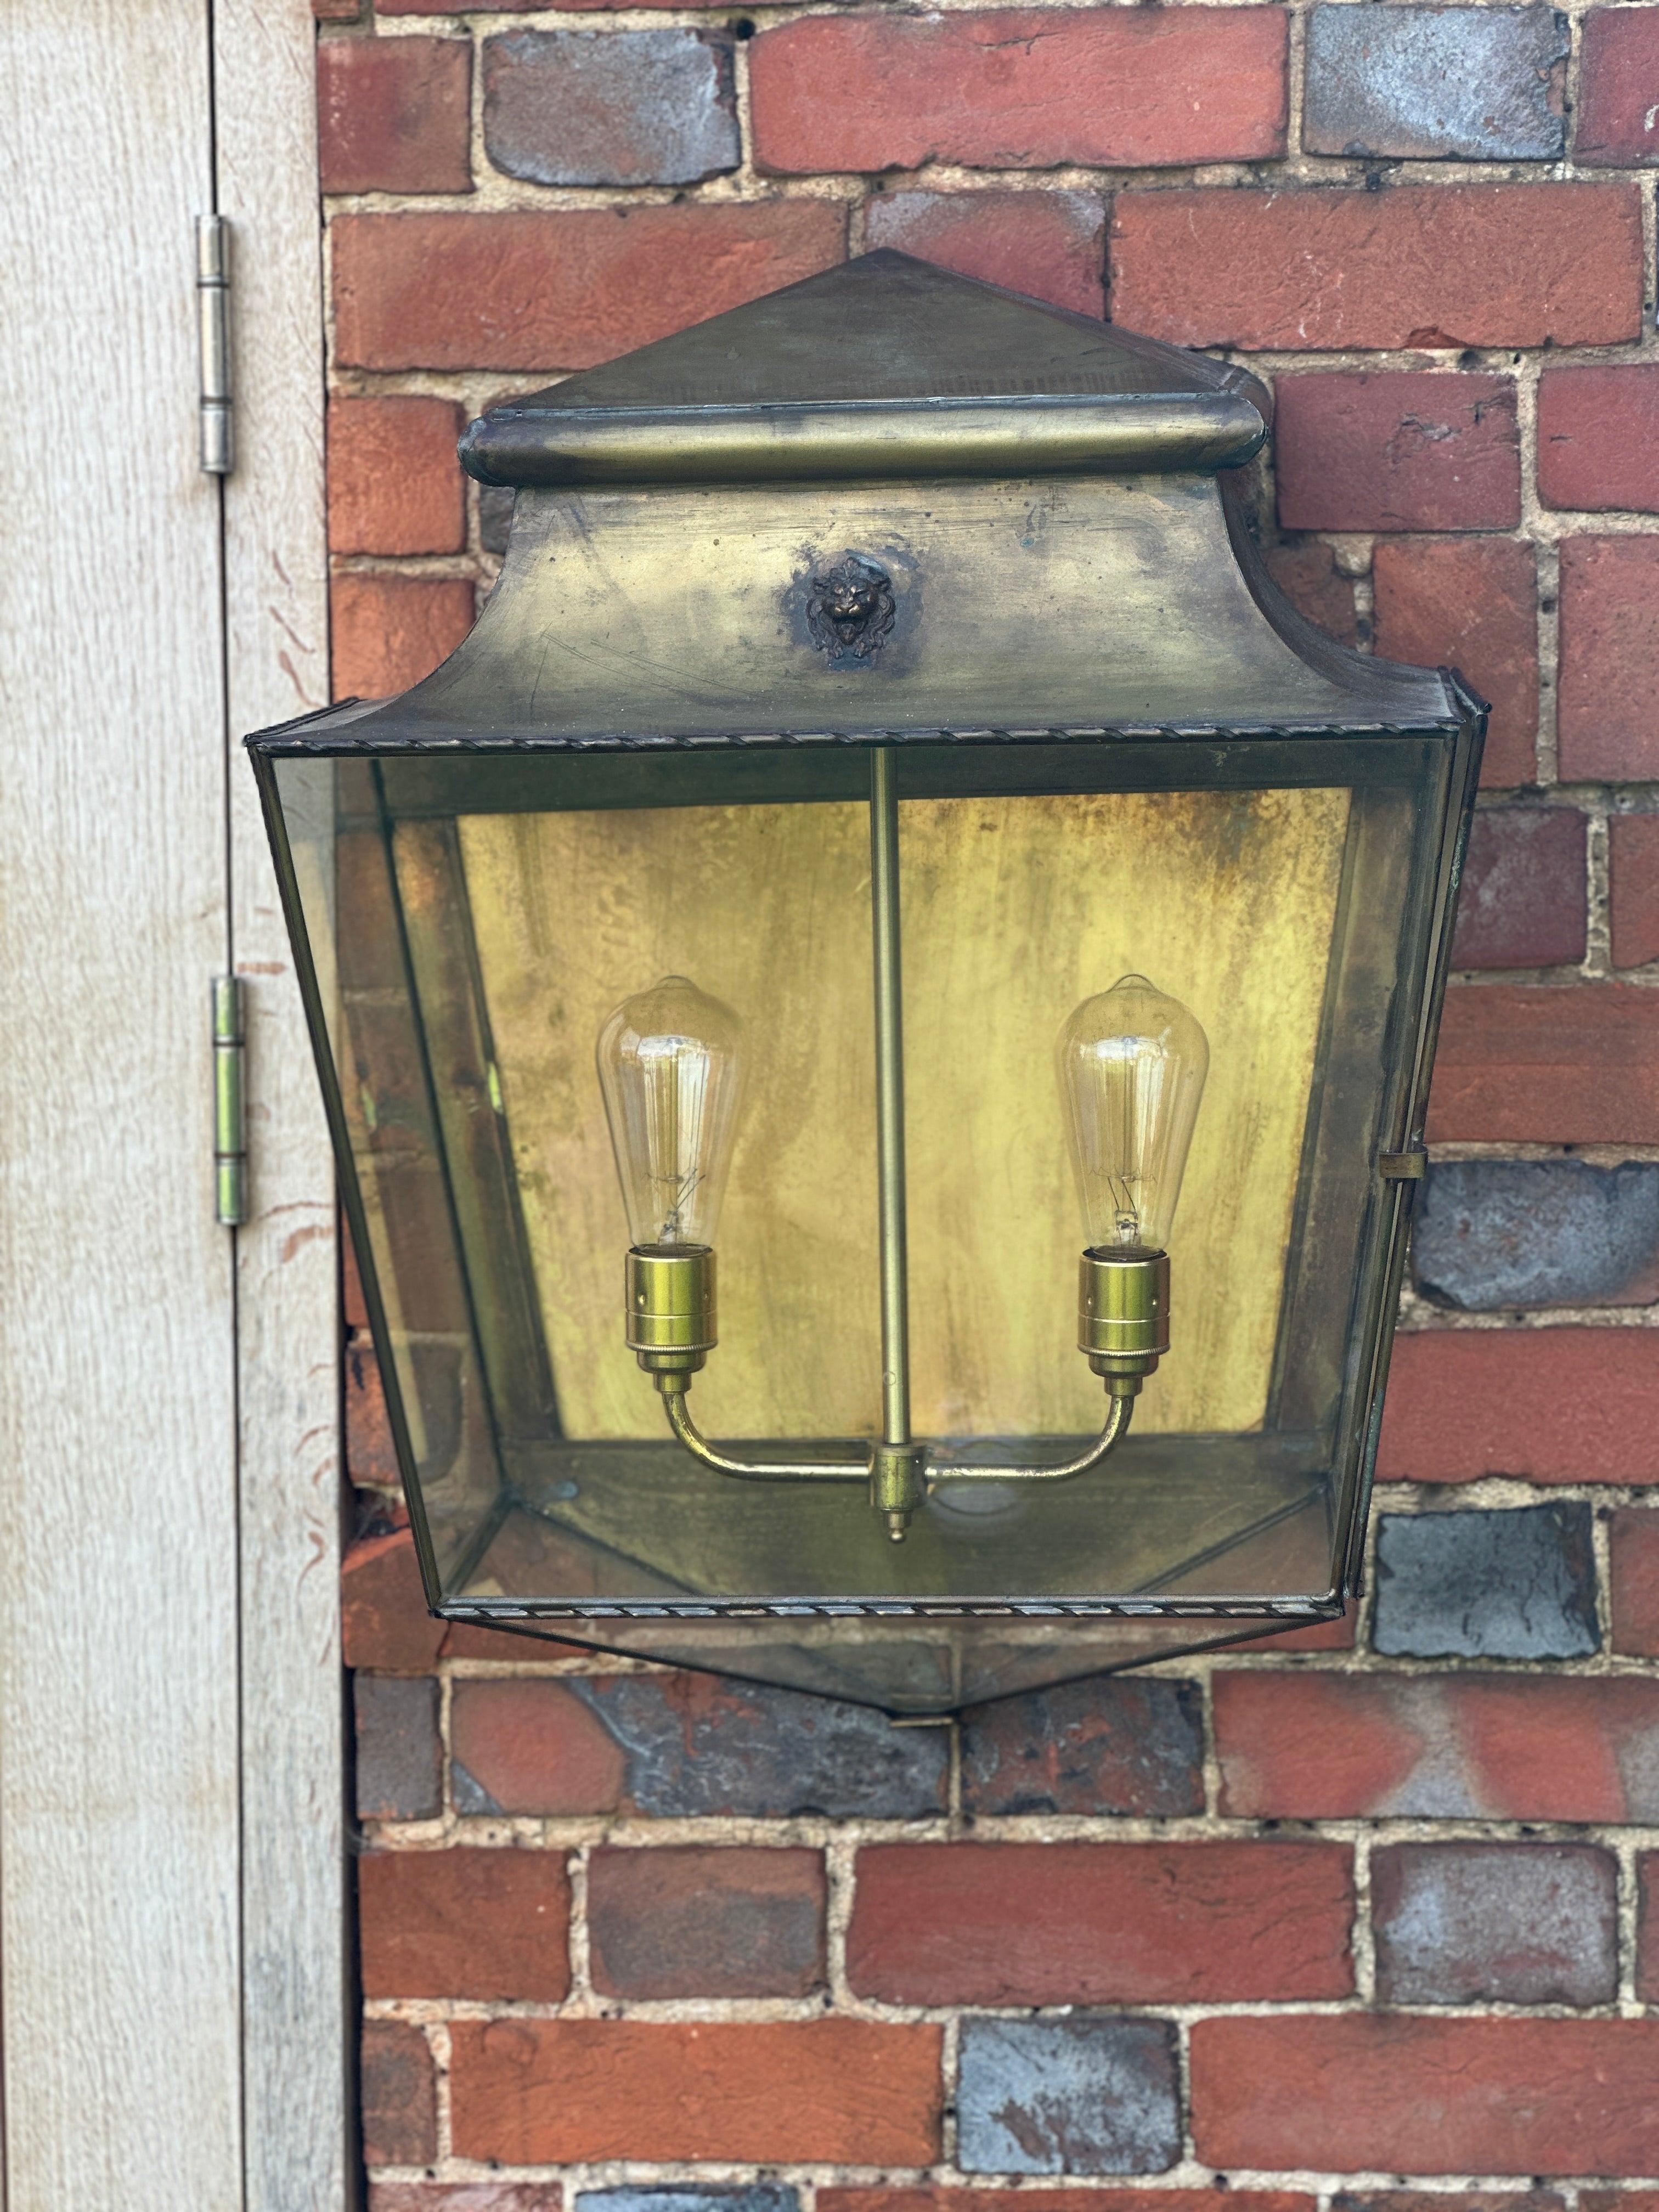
197 215 232 475
214 977 248 1226
1378 1148 1427 1181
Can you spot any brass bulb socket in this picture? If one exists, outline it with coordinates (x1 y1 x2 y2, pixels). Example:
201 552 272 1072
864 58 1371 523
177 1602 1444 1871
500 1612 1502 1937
627 1244 716 1377
1078 1248 1170 1386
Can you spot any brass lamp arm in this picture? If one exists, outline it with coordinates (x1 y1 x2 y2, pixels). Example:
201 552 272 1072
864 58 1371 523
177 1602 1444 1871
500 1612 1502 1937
935 1392 1133 1483
662 1389 870 1483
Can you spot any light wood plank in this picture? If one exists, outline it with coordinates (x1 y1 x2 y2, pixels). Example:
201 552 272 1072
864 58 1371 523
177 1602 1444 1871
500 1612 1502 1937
0 7 242 2208
215 4 348 2206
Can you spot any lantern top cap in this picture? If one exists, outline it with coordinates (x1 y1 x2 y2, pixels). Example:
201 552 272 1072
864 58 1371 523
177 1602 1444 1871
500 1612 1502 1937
461 250 1272 490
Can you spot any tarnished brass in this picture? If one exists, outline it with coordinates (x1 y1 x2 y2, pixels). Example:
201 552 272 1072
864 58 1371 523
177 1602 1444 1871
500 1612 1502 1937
1079 1250 1171 1392
627 1245 716 1380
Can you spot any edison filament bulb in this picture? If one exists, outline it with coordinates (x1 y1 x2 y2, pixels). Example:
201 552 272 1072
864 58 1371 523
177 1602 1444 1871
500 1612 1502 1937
597 975 746 1251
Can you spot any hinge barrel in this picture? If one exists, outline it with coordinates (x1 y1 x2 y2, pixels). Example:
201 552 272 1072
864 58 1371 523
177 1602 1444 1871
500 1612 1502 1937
197 215 232 475
213 976 248 1227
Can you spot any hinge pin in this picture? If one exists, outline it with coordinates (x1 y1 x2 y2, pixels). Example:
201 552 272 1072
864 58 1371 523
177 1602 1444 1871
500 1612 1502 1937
214 977 248 1227
197 215 232 475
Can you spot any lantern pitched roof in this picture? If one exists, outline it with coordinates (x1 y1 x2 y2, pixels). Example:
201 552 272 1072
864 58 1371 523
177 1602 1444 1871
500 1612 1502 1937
460 250 1272 488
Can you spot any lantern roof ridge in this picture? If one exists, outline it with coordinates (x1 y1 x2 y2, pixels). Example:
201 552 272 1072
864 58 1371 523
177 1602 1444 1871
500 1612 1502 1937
460 250 1272 489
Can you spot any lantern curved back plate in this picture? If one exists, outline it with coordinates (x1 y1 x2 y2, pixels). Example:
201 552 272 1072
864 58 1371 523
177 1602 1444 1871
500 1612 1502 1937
250 252 1482 1714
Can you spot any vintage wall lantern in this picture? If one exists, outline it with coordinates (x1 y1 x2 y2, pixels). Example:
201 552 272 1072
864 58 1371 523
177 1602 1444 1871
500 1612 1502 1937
251 253 1481 1714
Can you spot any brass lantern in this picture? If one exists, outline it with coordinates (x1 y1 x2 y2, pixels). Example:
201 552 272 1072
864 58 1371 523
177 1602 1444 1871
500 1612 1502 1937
251 253 1481 1713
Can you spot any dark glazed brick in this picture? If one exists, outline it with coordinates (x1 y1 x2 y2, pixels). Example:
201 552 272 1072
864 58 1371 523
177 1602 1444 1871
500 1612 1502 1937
588 1846 826 1999
1305 5 1566 159
1414 1159 1659 1310
479 484 515 555
1277 373 1520 533
1263 541 1358 647
957 2017 1180 2175
580 2188 800 2212
484 29 738 187
362 2019 438 2167
1373 1843 1617 2005
1451 809 1587 969
1373 1505 1599 1660
961 1676 1204 1815
356 1674 442 1821
1578 6 1659 163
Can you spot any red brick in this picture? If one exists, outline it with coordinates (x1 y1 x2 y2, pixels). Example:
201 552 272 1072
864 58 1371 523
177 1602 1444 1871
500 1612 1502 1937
1110 184 1643 352
1337 2198 1563 2212
1584 2197 1659 2212
328 397 465 557
451 1679 626 1816
1262 543 1357 649
1277 373 1519 533
331 205 846 373
847 1842 1352 2004
343 1530 443 1673
1559 537 1659 781
1214 1671 1659 1821
750 10 1286 173
864 189 1105 318
1611 1508 1659 1654
1539 364 1659 514
1449 809 1587 969
313 0 360 19
1611 815 1659 969
448 2019 943 2164
331 574 475 701
362 2019 437 2168
588 1845 825 1999
1372 537 1538 788
823 2196 1313 2212
360 1849 570 2001
346 1339 400 1487
442 1618 574 1662
1427 983 1659 1144
1577 7 1659 164
318 36 471 196
370 2190 562 2212
1192 2015 1659 2174
1635 1854 1659 1997
1377 1327 1659 1483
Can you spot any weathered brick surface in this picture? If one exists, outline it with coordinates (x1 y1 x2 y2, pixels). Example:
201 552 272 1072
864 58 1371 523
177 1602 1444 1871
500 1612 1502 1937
1214 1671 1659 1820
362 2019 437 2168
1371 536 1539 788
332 206 846 373
1539 364 1659 514
1262 541 1357 647
370 2187 564 2212
346 1338 399 1488
1377 1327 1659 1482
451 1673 947 1819
1190 2015 1659 2172
1449 809 1585 968
331 573 474 700
580 2192 798 2212
355 1674 441 1822
959 1675 1203 1815
1612 1509 1659 1655
587 1846 825 1999
1414 1159 1659 1311
318 36 472 196
483 29 738 188
1611 813 1659 968
1427 983 1659 1144
956 2017 1180 2176
822 2197 1316 2212
449 2021 943 2164
749 11 1287 176
343 1530 445 1673
1304 6 1566 159
1558 536 1659 780
864 190 1105 318
1372 1843 1617 2006
360 1849 571 2001
1276 373 1520 533
328 396 465 557
1110 184 1643 351
1577 6 1659 163
848 1843 1352 2005
1373 1504 1598 1660
1637 1857 1659 1997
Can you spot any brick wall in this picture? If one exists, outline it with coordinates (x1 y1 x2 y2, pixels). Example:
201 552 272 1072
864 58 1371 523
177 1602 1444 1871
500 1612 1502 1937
321 0 1659 2198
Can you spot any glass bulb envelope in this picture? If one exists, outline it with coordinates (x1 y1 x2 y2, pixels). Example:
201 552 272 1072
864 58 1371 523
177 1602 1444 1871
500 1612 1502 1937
250 256 1483 1712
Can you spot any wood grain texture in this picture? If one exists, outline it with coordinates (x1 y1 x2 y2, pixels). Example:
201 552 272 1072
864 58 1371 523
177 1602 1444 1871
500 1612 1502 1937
462 785 1347 1444
217 3 348 2206
0 7 242 2207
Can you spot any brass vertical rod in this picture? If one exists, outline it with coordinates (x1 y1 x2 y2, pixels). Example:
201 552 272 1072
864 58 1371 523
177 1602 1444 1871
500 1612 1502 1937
870 745 912 1449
